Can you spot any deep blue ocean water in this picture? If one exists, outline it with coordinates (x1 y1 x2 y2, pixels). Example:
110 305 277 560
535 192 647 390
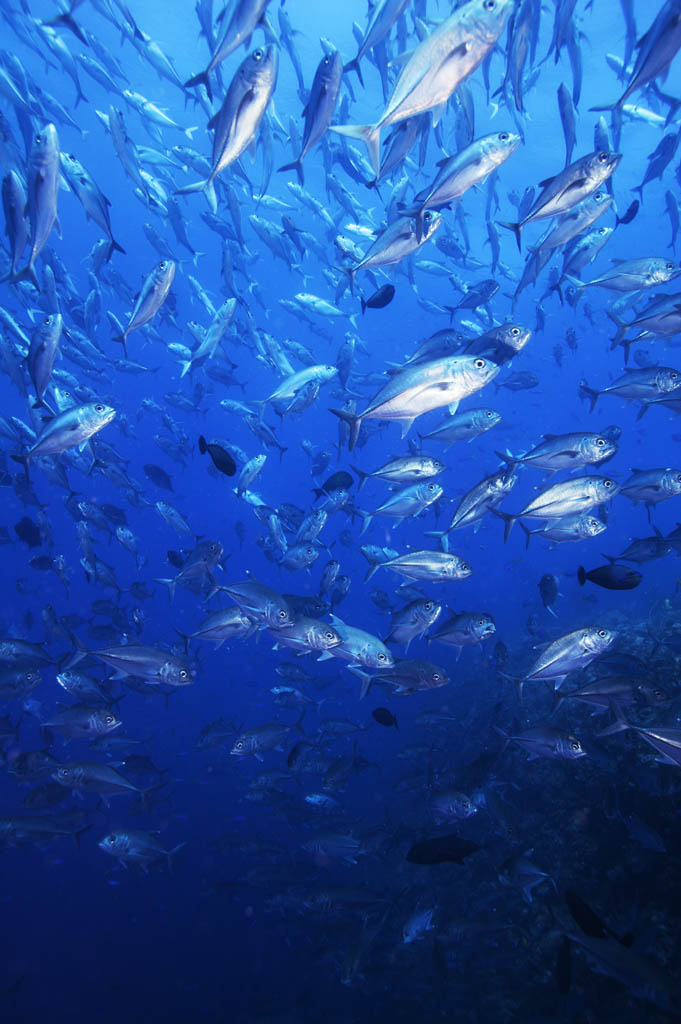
2 1 681 1020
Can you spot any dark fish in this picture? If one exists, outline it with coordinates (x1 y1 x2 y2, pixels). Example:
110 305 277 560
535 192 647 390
577 564 642 590
15 517 42 549
198 435 236 477
361 284 395 314
566 889 633 947
372 707 398 729
143 464 174 491
616 199 639 226
498 371 539 391
312 470 354 499
29 556 53 571
538 573 559 614
167 550 184 570
406 834 481 865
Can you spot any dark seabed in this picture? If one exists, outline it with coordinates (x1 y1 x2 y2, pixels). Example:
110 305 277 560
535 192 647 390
2 0 681 1020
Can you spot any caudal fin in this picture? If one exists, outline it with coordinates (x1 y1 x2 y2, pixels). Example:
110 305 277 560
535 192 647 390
277 159 304 186
329 407 362 451
329 123 381 177
106 238 126 263
184 69 212 102
175 179 217 215
343 57 364 87
491 507 517 543
578 379 600 413
498 220 523 252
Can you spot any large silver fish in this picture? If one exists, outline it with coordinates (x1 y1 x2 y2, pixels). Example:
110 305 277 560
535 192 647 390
331 0 513 175
17 123 60 287
331 354 499 450
114 259 176 355
177 46 278 213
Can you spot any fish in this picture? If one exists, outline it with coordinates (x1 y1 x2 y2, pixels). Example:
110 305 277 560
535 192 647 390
278 51 342 185
578 564 642 590
406 834 481 865
198 436 236 477
114 259 175 355
14 123 61 288
331 0 514 175
331 354 499 450
177 46 278 213
361 284 395 314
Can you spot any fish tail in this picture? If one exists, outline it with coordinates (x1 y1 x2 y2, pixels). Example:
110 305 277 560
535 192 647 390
12 262 40 291
10 452 30 482
75 83 88 107
360 297 366 315
358 512 372 537
493 724 511 750
518 521 532 550
495 449 518 470
330 123 381 177
184 126 199 140
184 69 212 102
277 159 304 186
596 700 630 737
578 379 599 413
350 463 369 493
363 563 381 583
167 842 187 873
179 360 192 378
497 220 522 252
444 305 457 324
577 566 586 586
175 179 217 214
343 57 364 87
198 435 208 455
154 577 177 602
111 332 129 359
329 406 362 451
491 507 516 543
106 238 126 262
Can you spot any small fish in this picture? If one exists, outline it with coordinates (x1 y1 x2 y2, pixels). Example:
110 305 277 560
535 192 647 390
198 435 236 477
577 564 642 590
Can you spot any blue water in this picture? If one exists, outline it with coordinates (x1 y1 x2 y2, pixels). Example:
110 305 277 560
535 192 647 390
2 1 681 1020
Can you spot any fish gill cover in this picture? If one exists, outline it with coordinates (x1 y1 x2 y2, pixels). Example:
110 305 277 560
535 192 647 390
1 0 681 1020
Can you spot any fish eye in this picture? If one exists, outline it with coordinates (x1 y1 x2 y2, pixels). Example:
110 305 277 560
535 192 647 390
484 0 496 8
236 741 243 750
571 741 581 751
159 260 167 269
667 262 675 270
60 768 70 778
486 411 494 418
598 629 608 638
499 131 509 141
425 601 432 610
511 327 520 336
432 673 440 681
474 359 485 369
253 48 264 61
278 609 287 619
43 317 51 326
672 372 679 379
596 438 605 446
106 715 115 725
478 619 485 626
604 479 614 488
461 562 471 572
107 835 116 844
325 631 335 640
428 484 436 491
463 800 471 811
378 653 386 661
654 689 663 699
598 151 608 162
179 669 188 679
95 404 105 413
